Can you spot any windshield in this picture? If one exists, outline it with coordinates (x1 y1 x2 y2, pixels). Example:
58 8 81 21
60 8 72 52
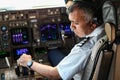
0 0 65 11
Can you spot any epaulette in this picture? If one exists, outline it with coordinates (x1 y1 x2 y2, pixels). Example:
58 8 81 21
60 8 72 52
77 37 91 47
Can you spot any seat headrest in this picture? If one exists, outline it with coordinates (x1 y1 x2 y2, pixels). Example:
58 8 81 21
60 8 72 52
105 23 116 43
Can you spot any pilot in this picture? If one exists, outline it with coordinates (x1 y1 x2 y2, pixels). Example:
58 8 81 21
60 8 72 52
17 1 105 80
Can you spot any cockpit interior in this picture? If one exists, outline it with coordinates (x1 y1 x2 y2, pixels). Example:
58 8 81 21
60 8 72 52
0 0 120 80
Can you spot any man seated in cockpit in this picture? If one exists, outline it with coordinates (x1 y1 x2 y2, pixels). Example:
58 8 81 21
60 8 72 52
17 1 106 80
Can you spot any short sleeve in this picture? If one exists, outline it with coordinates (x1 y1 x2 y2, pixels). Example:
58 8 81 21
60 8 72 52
56 41 93 80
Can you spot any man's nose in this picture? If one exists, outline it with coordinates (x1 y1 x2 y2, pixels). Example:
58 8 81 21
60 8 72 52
70 22 75 31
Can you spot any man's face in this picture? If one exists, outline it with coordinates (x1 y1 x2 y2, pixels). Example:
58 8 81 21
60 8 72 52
68 9 93 38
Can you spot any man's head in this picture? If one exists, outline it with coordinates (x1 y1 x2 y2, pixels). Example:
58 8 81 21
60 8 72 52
67 1 98 38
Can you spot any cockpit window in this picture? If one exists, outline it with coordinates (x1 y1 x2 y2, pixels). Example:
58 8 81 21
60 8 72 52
0 0 65 11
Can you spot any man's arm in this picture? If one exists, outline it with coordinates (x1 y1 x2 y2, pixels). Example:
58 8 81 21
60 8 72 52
17 54 61 79
31 61 60 79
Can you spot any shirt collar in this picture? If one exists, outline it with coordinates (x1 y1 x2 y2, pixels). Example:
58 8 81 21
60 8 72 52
83 25 104 38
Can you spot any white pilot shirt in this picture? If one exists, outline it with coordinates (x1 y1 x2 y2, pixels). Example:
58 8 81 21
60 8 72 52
56 25 106 80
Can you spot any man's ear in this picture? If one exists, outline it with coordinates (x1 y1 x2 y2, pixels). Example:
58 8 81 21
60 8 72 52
92 17 98 24
90 19 97 29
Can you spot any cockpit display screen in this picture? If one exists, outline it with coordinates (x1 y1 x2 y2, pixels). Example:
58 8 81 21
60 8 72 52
59 23 72 38
40 23 59 42
13 47 31 60
11 28 29 45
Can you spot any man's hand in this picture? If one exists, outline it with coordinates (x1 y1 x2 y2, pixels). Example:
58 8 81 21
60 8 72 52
17 54 32 67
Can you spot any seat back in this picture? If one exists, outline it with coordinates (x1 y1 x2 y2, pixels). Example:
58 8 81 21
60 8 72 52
92 23 115 80
81 35 108 80
81 1 118 80
113 33 120 80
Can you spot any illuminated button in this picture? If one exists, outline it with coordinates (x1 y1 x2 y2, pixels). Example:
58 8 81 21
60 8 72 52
1 26 7 32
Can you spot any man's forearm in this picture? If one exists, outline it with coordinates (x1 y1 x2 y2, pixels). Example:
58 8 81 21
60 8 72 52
31 61 61 79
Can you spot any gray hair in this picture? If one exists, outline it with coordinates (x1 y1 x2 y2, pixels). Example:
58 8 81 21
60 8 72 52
67 1 97 23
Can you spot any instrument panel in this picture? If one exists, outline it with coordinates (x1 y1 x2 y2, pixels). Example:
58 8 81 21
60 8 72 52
0 7 75 80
